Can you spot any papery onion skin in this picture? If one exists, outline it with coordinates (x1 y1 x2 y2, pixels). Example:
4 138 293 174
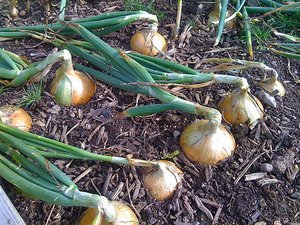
259 77 286 97
130 29 167 56
50 68 96 106
143 160 183 201
218 89 264 127
208 5 236 30
78 201 139 225
180 120 236 165
0 106 32 131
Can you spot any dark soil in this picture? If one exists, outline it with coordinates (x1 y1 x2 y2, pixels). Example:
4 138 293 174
0 0 299 225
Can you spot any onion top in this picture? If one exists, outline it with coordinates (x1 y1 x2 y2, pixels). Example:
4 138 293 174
130 29 167 56
143 160 183 201
78 201 139 225
180 120 236 165
50 67 96 107
218 88 264 128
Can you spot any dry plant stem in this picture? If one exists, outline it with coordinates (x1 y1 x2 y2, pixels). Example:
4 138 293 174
173 0 183 39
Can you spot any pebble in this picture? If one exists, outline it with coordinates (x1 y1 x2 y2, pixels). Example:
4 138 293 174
291 192 300 199
19 10 26 17
254 222 267 225
260 163 273 172
173 130 181 138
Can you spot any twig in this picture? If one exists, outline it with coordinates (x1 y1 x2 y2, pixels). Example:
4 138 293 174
234 152 266 185
73 167 93 184
194 196 214 221
45 205 55 225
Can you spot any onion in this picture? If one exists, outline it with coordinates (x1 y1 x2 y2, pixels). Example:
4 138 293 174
259 76 285 97
130 29 167 56
143 160 183 201
0 106 32 131
50 66 96 107
180 120 236 165
208 3 236 30
218 88 264 128
78 201 139 225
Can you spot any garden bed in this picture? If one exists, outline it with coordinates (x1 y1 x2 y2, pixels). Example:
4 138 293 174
0 0 299 224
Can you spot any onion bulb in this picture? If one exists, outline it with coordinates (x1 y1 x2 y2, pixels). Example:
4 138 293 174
0 106 32 131
77 201 139 225
208 3 236 30
50 66 96 107
218 88 264 128
259 76 286 97
130 29 167 56
180 120 236 165
143 160 183 201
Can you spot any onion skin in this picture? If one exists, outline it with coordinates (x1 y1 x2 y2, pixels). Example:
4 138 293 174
130 29 167 56
78 201 139 225
0 106 32 131
208 4 236 30
180 120 236 165
50 67 96 106
218 89 264 127
259 77 286 97
143 160 183 201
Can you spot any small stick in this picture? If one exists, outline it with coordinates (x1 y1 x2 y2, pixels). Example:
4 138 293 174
234 152 266 185
194 196 214 221
212 206 223 224
73 167 93 184
45 205 55 225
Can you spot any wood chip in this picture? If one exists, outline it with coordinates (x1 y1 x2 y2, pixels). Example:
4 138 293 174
102 167 113 196
257 178 282 186
73 167 93 184
110 182 124 200
245 172 267 181
194 196 213 221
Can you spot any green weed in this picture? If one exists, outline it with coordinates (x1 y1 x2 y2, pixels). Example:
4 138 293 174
20 82 43 108
124 0 165 20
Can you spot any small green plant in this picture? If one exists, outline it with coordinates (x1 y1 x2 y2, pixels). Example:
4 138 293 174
124 0 165 20
20 82 43 108
0 85 7 94
251 23 272 50
267 12 300 37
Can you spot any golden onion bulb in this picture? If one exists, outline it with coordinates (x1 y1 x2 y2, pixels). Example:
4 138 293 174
180 120 236 165
50 67 96 106
0 105 32 131
218 89 264 128
259 76 286 97
130 29 167 56
208 4 236 30
78 201 139 225
143 160 183 201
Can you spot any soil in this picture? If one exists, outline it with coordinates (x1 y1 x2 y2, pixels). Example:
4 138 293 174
0 0 299 225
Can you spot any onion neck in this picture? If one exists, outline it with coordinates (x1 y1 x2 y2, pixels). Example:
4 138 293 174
213 74 249 90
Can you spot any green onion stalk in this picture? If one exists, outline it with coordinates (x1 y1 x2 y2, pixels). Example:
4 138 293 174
0 48 73 87
214 0 229 46
58 22 241 166
242 7 253 60
0 122 183 201
0 10 158 41
0 131 116 223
